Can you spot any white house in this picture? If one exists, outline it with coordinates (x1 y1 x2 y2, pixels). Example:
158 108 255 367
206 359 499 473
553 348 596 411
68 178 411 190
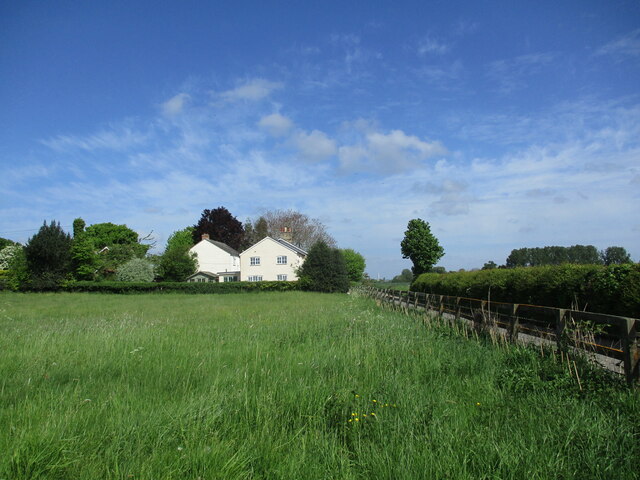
240 236 307 282
188 234 240 282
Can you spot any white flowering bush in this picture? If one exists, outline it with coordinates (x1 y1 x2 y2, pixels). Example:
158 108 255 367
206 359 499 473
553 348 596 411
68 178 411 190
0 245 21 270
115 258 155 282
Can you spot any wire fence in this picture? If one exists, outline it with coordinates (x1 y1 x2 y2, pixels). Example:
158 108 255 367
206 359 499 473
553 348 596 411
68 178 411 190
356 286 639 385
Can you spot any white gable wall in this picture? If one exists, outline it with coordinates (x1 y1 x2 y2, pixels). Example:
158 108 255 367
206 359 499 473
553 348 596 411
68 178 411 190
189 240 240 274
240 237 305 281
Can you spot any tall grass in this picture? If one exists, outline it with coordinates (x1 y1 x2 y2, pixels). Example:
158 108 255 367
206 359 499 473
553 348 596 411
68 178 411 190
0 291 638 479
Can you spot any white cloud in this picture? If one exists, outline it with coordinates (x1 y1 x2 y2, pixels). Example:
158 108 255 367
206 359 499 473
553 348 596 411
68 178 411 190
220 79 283 101
258 113 294 137
161 93 190 116
292 130 337 162
339 129 447 174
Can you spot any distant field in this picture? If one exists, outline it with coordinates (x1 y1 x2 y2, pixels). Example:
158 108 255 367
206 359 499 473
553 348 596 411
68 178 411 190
1 291 638 479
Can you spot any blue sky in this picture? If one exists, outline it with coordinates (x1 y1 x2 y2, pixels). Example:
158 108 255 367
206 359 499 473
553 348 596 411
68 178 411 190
1 0 639 277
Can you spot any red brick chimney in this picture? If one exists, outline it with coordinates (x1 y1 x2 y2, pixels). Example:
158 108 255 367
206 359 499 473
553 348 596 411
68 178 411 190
280 227 292 242
202 233 210 240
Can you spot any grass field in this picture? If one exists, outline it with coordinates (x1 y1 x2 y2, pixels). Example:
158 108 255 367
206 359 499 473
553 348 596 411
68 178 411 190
1 291 638 479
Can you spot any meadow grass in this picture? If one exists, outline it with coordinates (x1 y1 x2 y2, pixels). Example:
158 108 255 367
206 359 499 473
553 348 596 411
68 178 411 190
0 291 638 479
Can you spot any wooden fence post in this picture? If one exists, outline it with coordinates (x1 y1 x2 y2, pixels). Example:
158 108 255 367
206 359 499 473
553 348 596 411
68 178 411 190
622 318 639 385
508 304 520 343
555 309 567 352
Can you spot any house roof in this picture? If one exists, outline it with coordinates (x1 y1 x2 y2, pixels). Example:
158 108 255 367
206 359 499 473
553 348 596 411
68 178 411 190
276 238 307 256
186 271 219 280
203 239 240 257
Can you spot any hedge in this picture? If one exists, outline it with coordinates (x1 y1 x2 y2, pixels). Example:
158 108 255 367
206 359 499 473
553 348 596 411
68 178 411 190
411 264 640 318
61 280 300 294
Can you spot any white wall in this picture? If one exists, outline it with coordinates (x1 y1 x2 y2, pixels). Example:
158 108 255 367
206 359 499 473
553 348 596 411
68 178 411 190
190 240 240 274
240 237 305 281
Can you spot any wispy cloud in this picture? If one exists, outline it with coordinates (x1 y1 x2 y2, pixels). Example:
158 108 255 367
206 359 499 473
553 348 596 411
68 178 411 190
292 129 337 163
595 28 640 61
486 52 556 93
41 126 148 152
417 36 451 56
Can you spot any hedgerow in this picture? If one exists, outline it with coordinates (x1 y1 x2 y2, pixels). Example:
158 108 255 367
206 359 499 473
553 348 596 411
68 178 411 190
411 264 640 317
61 280 300 294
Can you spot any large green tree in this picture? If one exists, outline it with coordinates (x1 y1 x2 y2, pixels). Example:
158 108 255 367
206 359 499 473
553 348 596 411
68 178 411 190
600 246 632 265
24 220 73 290
400 219 444 279
158 227 197 281
192 207 245 251
298 241 349 293
340 248 366 282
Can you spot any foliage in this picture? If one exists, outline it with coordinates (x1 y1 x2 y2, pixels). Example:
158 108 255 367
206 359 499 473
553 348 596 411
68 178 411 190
0 237 18 250
156 227 197 282
70 235 98 280
62 280 299 294
482 261 498 270
600 246 632 265
505 245 602 267
411 263 640 317
4 246 29 291
24 220 73 290
298 241 350 293
84 222 144 250
242 216 269 250
115 258 155 282
392 268 414 283
341 248 366 282
0 245 21 270
252 209 336 250
192 207 245 251
400 218 444 279
72 217 86 238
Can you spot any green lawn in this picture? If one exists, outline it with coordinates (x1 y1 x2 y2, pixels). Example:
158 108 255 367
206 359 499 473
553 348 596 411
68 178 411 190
0 291 638 479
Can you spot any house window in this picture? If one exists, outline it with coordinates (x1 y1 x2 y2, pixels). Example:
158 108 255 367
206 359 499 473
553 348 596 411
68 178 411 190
250 256 260 266
248 275 263 282
277 255 287 265
223 275 238 282
277 274 288 281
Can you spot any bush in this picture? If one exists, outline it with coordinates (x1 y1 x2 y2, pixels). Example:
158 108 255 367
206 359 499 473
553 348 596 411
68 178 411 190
62 280 299 294
115 258 155 282
411 264 640 317
298 242 349 293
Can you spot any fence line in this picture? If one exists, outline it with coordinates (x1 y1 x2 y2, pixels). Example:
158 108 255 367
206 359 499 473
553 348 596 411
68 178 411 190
356 286 639 385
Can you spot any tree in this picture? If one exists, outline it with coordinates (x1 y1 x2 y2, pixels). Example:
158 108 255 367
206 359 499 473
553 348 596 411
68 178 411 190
0 237 18 250
24 220 73 289
115 258 155 282
600 246 632 265
341 248 366 282
72 218 86 238
298 241 349 293
392 268 413 282
482 261 498 270
158 227 197 282
192 207 245 251
400 219 444 279
242 216 269 250
255 209 336 251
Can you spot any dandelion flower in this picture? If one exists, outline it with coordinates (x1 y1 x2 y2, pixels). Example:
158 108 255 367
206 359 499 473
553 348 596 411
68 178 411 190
355 418 359 422
371 412 376 417
372 399 377 403
476 402 481 406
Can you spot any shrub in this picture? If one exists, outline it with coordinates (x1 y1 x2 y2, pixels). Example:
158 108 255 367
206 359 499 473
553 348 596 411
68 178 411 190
298 242 349 293
411 264 640 317
115 258 155 282
62 280 299 294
